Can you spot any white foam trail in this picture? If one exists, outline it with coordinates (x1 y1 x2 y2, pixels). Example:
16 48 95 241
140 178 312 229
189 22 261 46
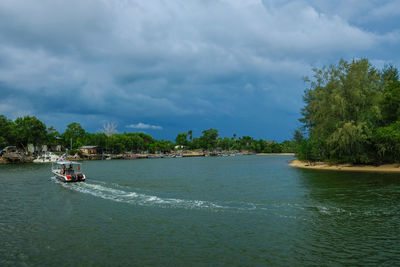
52 177 337 219
51 177 232 211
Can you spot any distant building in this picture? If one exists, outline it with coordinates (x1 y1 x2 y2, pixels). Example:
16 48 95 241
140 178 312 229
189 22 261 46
78 146 103 160
79 146 100 155
78 146 97 155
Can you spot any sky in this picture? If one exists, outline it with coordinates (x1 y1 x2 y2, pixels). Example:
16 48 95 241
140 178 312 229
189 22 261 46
0 0 399 141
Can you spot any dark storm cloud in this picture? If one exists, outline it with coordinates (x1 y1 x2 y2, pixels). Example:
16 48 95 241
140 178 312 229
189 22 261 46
0 0 399 140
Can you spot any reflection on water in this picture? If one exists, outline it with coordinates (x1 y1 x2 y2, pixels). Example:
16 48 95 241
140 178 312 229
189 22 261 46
297 169 400 265
1 156 400 266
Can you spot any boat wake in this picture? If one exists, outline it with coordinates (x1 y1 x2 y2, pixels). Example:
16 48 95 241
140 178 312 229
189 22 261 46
50 177 365 219
51 177 254 212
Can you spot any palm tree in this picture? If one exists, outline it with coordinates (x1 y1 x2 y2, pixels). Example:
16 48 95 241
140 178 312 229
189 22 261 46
188 130 193 143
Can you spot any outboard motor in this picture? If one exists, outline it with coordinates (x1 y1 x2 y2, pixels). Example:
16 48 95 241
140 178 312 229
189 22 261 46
77 173 83 181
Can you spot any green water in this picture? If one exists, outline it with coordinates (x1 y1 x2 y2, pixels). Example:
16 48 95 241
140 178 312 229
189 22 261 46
1 155 400 266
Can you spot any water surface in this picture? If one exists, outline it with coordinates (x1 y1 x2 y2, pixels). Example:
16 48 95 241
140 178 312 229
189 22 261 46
1 156 399 266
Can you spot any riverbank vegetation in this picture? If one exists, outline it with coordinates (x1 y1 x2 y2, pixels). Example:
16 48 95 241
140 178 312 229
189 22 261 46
0 115 296 155
297 58 400 164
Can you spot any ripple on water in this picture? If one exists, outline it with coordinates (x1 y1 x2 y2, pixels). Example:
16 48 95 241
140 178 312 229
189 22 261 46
2 157 400 266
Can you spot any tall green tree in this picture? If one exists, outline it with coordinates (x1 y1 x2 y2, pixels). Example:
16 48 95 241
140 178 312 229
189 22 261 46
238 136 254 150
175 132 188 146
62 122 86 150
380 64 400 124
47 126 61 147
217 137 231 150
0 115 16 147
299 59 383 163
14 116 47 149
127 133 145 152
188 130 193 143
293 130 304 143
199 128 218 150
374 121 400 162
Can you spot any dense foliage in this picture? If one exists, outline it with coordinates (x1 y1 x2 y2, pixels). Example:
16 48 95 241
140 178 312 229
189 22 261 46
175 129 296 153
298 59 400 164
0 115 296 154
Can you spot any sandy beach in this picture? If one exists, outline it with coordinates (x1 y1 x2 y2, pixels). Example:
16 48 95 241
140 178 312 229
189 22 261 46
290 159 400 173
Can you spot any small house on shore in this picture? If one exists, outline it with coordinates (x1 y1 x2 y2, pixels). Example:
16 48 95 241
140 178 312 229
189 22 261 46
79 146 101 155
78 146 103 159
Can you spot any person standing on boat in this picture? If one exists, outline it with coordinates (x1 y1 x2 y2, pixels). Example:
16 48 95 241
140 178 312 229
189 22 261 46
62 164 66 175
68 164 74 174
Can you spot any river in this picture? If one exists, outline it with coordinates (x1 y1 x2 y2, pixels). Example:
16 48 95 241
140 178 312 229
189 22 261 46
1 155 399 266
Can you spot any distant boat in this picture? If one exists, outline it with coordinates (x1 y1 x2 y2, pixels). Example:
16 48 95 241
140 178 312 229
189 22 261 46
52 161 86 183
33 152 59 163
102 153 112 160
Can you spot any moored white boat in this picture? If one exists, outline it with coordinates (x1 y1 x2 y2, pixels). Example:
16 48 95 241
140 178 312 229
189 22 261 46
52 161 86 182
33 152 59 163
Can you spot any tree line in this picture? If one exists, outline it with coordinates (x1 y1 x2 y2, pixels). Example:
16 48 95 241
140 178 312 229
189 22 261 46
298 58 400 164
0 115 297 154
174 129 296 153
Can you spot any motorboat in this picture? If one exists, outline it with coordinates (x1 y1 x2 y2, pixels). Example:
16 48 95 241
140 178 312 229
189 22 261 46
33 152 59 163
52 161 86 182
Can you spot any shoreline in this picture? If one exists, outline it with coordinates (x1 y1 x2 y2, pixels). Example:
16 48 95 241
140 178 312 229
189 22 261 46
0 152 297 164
256 153 295 156
290 159 400 173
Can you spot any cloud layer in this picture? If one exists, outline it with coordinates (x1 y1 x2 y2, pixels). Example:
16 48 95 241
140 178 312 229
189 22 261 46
0 0 399 140
126 123 163 130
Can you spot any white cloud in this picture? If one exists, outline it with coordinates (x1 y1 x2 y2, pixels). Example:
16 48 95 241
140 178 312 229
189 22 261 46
126 123 163 130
